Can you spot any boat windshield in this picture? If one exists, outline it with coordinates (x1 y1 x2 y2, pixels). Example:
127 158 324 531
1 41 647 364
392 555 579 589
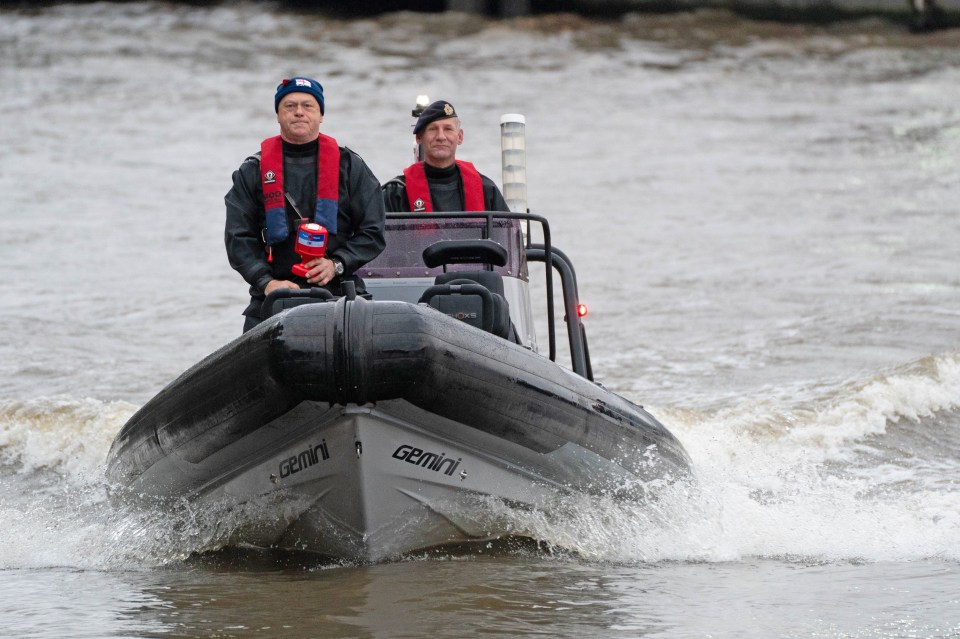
359 213 528 281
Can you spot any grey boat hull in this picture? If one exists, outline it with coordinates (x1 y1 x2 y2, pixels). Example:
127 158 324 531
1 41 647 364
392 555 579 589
106 297 690 561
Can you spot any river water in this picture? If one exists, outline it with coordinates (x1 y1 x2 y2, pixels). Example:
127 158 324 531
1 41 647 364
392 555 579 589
2 3 960 637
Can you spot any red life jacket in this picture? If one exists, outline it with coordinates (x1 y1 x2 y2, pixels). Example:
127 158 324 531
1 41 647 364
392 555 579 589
403 160 485 212
261 133 340 244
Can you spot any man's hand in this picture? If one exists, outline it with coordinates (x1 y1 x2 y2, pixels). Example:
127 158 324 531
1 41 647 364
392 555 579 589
304 257 337 286
264 279 300 295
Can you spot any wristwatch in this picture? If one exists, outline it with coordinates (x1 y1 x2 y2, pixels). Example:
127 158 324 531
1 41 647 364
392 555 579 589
332 258 344 276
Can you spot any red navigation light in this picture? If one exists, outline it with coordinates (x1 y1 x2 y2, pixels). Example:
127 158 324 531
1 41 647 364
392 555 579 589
577 303 588 317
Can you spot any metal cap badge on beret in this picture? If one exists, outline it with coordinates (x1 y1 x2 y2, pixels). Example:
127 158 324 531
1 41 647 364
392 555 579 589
413 100 458 135
274 76 325 114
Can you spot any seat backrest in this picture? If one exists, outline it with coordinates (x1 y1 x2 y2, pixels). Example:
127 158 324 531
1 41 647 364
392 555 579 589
434 270 505 296
421 275 514 341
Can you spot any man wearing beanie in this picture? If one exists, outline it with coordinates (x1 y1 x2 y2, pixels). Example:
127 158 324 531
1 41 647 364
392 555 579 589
382 100 508 214
225 76 385 332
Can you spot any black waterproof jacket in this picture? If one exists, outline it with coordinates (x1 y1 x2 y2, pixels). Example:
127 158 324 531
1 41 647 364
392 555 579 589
225 139 385 319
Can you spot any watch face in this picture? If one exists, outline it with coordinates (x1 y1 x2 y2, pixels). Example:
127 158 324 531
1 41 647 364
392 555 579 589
335 260 344 275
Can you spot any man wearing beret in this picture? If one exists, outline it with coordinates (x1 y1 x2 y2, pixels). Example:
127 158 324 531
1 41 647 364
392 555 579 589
225 76 386 332
382 100 509 213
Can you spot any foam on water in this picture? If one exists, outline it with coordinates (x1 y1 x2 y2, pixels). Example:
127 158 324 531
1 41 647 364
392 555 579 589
0 397 133 482
487 352 960 564
1 351 957 569
653 351 960 563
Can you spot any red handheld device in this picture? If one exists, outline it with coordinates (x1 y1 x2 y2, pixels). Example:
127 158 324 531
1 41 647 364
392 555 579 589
290 222 328 278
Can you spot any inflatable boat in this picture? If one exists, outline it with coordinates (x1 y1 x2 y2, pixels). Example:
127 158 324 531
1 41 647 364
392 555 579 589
106 212 690 561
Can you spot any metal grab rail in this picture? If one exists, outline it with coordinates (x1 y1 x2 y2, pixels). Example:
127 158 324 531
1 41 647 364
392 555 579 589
526 246 591 381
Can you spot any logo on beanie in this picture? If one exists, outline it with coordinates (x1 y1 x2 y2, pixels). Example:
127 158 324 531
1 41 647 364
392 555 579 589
264 170 277 184
295 78 312 88
413 198 426 212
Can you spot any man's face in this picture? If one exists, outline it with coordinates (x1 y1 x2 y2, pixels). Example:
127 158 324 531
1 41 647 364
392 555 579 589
277 93 323 144
417 118 463 168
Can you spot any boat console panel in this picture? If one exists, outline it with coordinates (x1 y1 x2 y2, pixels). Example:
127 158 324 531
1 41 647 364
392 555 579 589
360 215 527 280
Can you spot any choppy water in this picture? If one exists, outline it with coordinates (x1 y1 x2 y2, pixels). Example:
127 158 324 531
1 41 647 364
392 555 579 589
2 3 960 637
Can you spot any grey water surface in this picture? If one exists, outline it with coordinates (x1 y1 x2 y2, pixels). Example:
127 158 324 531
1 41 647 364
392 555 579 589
1 3 959 637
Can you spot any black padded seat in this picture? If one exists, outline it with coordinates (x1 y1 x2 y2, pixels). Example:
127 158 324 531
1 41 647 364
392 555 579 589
418 239 519 343
419 274 518 343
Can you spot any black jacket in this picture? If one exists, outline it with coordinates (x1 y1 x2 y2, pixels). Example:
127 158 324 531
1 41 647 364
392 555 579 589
225 138 385 318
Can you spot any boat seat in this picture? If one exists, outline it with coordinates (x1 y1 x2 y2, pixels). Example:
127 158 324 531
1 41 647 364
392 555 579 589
419 275 516 342
434 270 505 296
261 287 335 319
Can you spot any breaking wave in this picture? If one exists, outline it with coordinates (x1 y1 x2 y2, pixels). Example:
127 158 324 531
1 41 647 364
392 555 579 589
0 352 958 568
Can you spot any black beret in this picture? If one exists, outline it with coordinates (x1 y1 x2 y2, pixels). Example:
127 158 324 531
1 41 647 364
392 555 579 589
413 100 458 135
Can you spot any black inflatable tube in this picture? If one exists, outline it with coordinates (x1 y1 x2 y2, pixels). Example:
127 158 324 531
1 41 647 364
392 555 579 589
107 298 689 486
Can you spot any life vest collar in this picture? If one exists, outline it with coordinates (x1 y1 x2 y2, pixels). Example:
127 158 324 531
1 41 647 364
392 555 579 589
403 160 485 212
261 134 340 244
